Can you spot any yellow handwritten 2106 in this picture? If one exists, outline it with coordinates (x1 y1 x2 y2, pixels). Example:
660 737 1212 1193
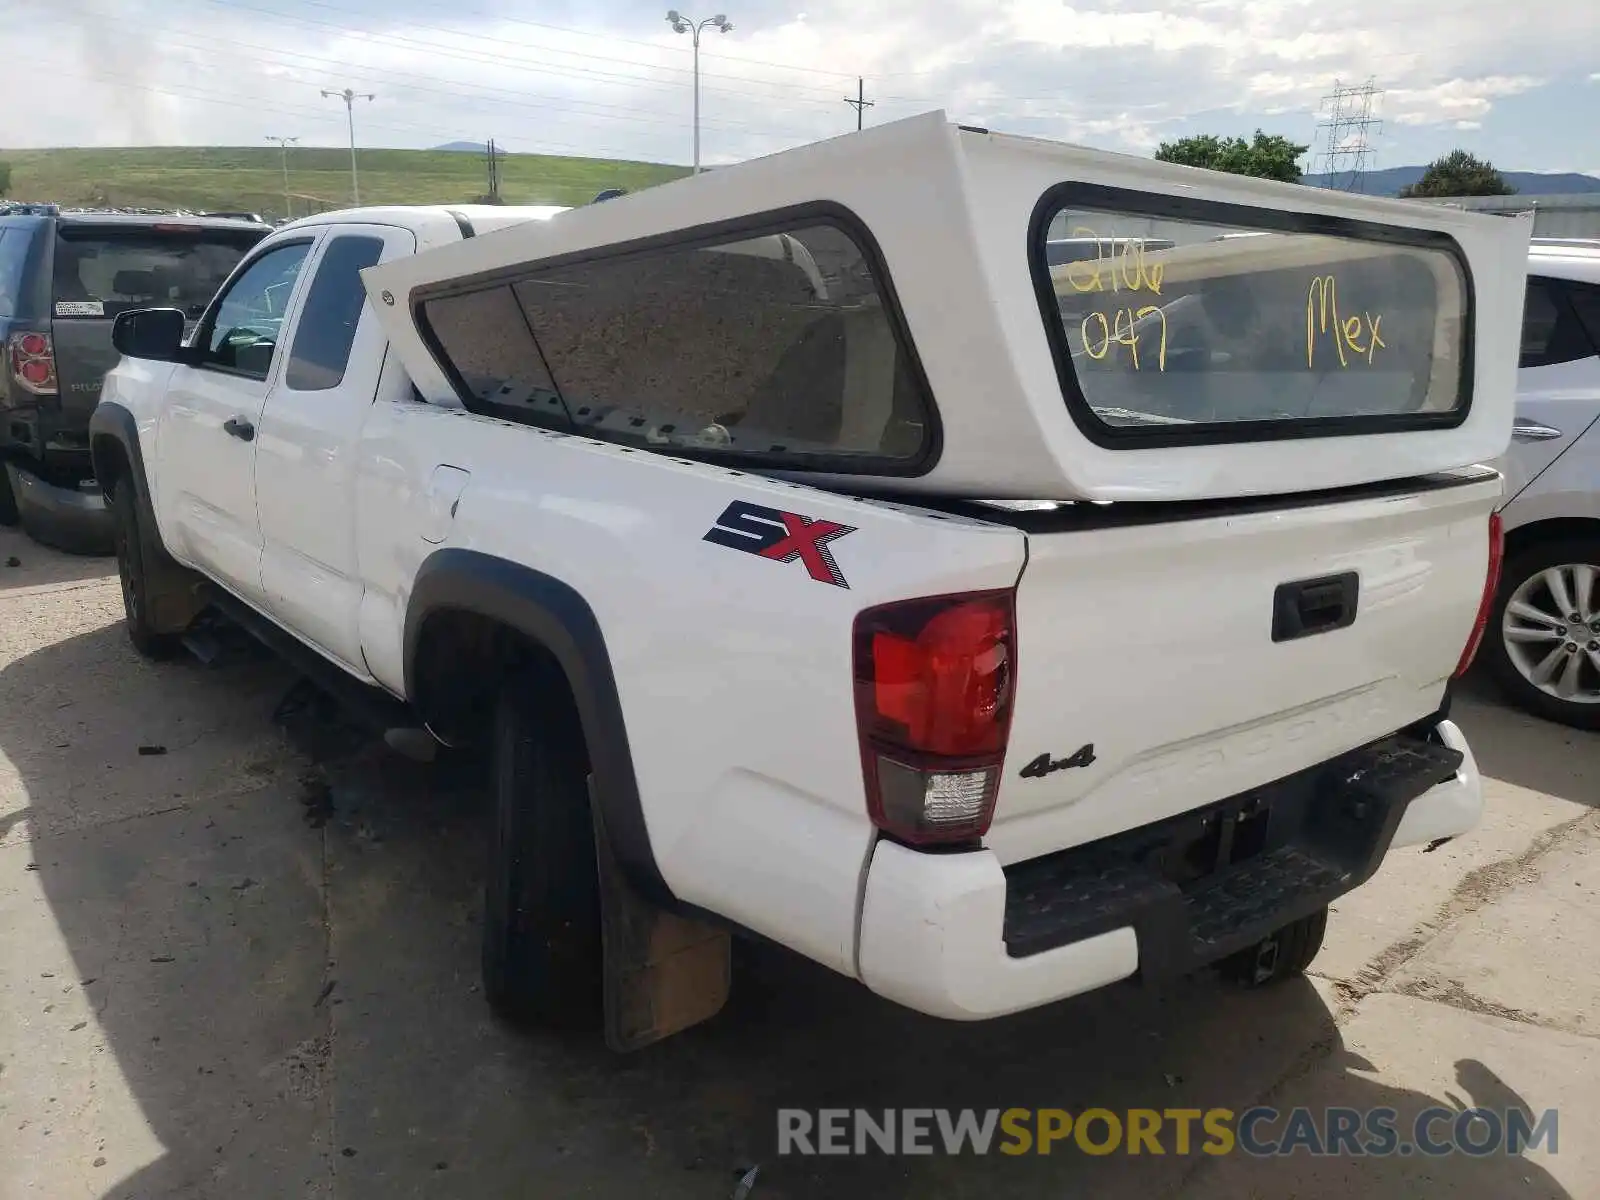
1306 275 1386 368
1065 227 1165 297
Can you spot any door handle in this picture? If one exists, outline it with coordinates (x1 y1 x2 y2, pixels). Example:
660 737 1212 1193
1511 418 1563 443
1272 571 1359 642
223 417 255 442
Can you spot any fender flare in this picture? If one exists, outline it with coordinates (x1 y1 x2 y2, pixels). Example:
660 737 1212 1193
88 400 206 634
404 548 671 906
88 401 157 525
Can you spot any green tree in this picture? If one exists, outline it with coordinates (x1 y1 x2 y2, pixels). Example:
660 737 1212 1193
1154 131 1309 183
0 161 11 198
1398 150 1515 198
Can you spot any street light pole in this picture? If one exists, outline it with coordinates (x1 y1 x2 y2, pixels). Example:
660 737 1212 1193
666 11 733 173
265 135 298 220
321 87 375 204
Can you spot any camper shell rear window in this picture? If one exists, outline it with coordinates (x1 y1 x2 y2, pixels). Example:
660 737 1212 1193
1030 183 1474 447
415 207 939 475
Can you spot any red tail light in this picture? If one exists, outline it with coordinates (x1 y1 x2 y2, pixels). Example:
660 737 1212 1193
8 331 58 396
1453 510 1504 678
853 590 1016 846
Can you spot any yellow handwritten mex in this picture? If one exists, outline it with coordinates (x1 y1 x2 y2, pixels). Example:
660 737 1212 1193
1306 274 1385 369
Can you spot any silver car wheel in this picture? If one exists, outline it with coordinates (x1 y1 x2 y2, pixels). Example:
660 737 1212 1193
1501 562 1600 705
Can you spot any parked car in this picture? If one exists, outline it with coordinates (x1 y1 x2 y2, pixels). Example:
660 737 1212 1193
91 114 1527 1050
1482 238 1600 729
0 210 270 551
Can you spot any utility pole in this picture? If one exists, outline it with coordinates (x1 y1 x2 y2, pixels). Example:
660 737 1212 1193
844 77 874 131
321 87 375 205
485 137 503 201
265 135 298 220
1314 78 1383 192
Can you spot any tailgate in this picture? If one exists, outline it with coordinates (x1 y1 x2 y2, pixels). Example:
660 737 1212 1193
48 317 120 421
985 470 1500 864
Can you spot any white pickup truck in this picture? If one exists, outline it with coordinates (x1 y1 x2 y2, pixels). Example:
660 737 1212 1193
90 113 1530 1051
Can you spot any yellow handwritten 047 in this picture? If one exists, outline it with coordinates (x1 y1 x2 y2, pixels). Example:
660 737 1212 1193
1081 305 1168 372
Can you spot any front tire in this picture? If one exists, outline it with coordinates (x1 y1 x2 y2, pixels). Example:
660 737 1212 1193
481 673 604 1030
1220 907 1328 986
111 483 180 660
1481 538 1600 731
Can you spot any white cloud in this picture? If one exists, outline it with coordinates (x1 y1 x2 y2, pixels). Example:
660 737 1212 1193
2 0 1595 169
1386 75 1544 126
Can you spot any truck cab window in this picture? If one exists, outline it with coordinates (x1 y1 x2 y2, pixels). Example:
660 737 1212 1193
285 235 385 391
201 241 312 380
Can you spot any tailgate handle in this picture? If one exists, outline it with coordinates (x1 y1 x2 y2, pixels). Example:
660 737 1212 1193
1272 572 1359 642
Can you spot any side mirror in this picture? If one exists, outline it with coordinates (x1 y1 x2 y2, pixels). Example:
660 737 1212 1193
112 308 188 361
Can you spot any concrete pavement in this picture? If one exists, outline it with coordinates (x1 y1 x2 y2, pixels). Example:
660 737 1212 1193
1 525 1596 1199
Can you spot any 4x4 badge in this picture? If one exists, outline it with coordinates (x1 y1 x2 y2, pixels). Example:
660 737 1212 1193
703 500 856 588
1020 744 1097 778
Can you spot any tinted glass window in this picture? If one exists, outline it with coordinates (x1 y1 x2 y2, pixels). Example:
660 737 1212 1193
1037 201 1469 433
285 235 384 391
0 227 31 318
52 228 261 319
1563 281 1600 358
202 242 312 380
1520 277 1595 368
422 223 932 468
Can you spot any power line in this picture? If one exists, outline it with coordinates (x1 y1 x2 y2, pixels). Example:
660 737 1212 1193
36 7 846 140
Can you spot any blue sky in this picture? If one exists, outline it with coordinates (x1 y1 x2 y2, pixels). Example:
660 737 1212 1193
6 0 1598 178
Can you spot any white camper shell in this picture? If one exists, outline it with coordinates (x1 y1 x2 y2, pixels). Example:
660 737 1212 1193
364 111 1531 502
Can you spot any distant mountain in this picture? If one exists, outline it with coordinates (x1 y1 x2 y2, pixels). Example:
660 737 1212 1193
433 141 487 154
1303 166 1600 196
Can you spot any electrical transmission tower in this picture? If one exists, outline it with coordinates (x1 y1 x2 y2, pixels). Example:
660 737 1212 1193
1314 78 1383 192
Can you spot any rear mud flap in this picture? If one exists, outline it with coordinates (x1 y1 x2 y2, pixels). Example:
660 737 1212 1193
592 797 730 1052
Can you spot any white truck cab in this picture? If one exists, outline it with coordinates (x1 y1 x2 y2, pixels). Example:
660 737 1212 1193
91 113 1529 1047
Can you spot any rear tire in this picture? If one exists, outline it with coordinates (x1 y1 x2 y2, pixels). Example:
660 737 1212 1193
481 671 604 1030
1480 537 1600 731
1219 906 1328 986
111 483 180 660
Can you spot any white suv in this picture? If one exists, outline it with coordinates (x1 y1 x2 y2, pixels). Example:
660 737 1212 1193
1483 239 1600 729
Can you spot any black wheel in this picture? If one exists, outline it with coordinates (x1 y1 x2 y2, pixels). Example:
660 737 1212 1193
110 483 180 660
481 672 603 1030
0 463 18 527
1220 907 1328 987
1481 537 1600 731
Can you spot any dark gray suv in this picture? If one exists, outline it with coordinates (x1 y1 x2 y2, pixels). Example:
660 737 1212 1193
0 208 268 551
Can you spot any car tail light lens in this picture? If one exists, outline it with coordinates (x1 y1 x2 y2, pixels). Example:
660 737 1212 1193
853 590 1016 846
8 331 58 396
1453 509 1504 678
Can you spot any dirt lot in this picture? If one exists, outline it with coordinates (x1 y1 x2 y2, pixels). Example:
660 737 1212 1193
2 525 1598 1200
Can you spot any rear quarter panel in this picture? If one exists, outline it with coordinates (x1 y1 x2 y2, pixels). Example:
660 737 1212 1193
1501 418 1600 531
398 415 1027 976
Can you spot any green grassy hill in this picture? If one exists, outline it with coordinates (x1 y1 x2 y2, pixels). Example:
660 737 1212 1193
0 146 691 220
